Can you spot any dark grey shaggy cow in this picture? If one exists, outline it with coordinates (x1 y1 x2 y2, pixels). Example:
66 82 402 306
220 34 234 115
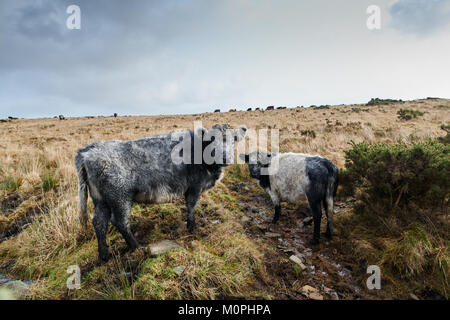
240 152 338 244
76 124 247 262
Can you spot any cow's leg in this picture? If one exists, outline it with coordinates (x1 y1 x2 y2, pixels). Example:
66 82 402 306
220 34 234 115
308 200 322 245
324 196 334 239
92 202 111 262
272 204 281 224
266 188 281 224
111 201 139 252
185 188 201 233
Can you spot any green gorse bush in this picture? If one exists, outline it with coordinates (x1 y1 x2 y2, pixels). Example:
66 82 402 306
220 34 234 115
367 98 403 106
339 140 449 212
397 109 424 120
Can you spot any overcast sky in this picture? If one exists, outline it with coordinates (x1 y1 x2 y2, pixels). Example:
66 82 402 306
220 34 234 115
1 0 450 118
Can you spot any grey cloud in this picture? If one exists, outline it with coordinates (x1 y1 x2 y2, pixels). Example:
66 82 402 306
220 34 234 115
13 1 67 42
389 0 450 35
0 0 258 118
0 0 449 119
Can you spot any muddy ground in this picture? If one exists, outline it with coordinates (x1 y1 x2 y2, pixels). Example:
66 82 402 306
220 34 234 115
231 181 379 300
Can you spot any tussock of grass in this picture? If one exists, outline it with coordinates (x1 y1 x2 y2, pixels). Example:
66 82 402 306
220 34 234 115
1 176 22 192
397 109 424 121
41 173 57 192
300 130 316 138
0 196 89 274
336 210 449 298
438 124 450 144
383 225 433 277
134 223 265 300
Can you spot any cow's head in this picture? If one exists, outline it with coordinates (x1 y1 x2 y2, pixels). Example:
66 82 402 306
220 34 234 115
239 152 272 178
196 124 247 165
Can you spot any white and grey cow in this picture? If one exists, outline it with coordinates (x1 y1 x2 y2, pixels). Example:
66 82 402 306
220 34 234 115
240 152 338 244
76 124 247 262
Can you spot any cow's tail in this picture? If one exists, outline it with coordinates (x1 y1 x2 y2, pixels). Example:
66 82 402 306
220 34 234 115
75 152 89 229
324 160 339 216
332 167 339 198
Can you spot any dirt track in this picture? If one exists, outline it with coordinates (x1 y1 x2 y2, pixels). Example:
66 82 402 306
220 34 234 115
229 180 378 300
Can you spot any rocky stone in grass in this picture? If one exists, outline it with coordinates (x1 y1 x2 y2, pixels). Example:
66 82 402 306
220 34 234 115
0 287 15 300
149 240 181 256
1 280 30 300
329 291 339 300
410 293 420 300
300 285 323 300
277 245 295 253
241 216 251 223
265 232 281 238
256 224 268 232
289 255 307 271
173 266 186 275
323 286 339 300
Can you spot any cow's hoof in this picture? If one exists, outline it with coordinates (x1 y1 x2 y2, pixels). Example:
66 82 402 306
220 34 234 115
325 231 333 239
129 244 140 252
271 218 279 224
310 238 320 245
98 253 110 265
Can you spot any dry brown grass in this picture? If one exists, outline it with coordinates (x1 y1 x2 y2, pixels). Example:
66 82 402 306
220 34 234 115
1 99 448 174
0 98 449 299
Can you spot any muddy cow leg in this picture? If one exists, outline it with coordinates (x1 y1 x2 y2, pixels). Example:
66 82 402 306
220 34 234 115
110 200 139 252
92 202 112 262
266 188 281 224
185 187 201 233
324 196 334 238
308 200 322 244
272 204 281 224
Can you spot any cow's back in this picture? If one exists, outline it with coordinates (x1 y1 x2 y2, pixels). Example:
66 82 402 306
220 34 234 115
269 153 333 203
76 134 190 200
268 153 308 202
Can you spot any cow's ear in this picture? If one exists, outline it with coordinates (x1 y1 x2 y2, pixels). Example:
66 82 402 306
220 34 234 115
239 154 250 163
235 125 247 141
